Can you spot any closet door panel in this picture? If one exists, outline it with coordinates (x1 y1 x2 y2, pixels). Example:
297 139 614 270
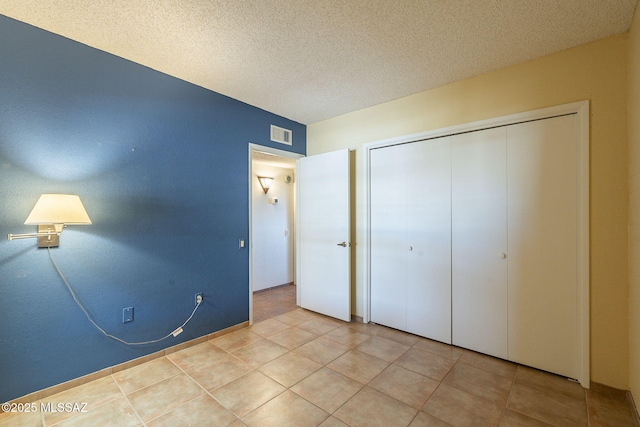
406 138 452 343
507 115 579 379
452 127 508 359
370 144 407 330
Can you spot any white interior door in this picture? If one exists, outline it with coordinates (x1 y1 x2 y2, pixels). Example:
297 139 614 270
370 138 452 343
452 127 508 359
507 115 579 379
406 138 452 343
297 149 351 321
370 144 408 330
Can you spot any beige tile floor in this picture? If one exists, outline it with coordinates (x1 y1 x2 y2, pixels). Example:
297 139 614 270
1 284 637 426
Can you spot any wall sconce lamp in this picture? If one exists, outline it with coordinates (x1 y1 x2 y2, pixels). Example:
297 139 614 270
7 194 92 247
257 176 274 194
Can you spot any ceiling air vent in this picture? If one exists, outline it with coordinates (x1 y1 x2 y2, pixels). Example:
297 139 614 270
271 125 292 145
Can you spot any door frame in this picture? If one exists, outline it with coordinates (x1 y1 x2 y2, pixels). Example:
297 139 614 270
363 100 590 386
248 143 304 325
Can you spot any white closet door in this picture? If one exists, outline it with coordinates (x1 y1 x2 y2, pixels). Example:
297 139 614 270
370 144 407 330
452 127 508 359
507 115 579 379
406 138 452 343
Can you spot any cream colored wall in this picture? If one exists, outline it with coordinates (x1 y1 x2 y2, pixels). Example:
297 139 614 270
629 6 640 406
308 35 630 389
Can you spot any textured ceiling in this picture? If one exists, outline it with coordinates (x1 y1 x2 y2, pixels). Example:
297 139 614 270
252 150 297 169
0 1 638 124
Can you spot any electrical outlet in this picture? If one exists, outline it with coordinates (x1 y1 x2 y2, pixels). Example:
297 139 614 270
195 293 203 306
123 307 134 323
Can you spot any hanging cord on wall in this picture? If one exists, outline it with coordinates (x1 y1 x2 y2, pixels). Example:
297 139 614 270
47 247 201 346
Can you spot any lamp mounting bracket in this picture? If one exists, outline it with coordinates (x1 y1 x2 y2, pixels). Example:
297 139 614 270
37 225 60 248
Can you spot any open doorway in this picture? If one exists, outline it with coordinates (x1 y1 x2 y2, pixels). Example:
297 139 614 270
248 144 304 324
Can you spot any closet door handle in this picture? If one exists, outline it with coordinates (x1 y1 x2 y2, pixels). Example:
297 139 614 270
409 246 413 251
500 253 507 259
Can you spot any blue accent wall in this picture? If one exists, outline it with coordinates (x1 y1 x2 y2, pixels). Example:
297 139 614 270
0 15 305 403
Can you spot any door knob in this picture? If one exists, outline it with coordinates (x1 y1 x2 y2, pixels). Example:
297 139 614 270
337 242 348 247
409 246 413 251
500 253 507 259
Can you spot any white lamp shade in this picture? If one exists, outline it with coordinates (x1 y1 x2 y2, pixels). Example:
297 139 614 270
24 194 92 225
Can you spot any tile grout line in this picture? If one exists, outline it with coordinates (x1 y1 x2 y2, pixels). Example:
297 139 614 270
116 355 212 426
499 363 519 425
121 358 184 396
44 377 125 427
240 374 328 426
408 337 458 424
232 373 288 422
505 366 586 426
398 340 522 425
142 359 232 427
237 316 363 425
195 325 300 425
325 336 425 426
144 358 208 425
210 330 269 355
415 346 457 426
110 373 147 427
193 352 271 424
